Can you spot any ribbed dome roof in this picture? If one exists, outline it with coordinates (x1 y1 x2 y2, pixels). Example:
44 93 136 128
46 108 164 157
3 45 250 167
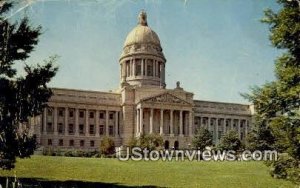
123 25 161 47
120 11 165 61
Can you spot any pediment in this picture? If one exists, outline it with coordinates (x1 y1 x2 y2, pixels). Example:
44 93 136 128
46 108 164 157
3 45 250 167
141 92 191 106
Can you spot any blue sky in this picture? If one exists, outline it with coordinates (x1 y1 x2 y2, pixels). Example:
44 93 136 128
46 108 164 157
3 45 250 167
9 0 280 104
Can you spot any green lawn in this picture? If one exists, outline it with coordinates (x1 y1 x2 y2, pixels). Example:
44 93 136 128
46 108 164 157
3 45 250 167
0 155 295 187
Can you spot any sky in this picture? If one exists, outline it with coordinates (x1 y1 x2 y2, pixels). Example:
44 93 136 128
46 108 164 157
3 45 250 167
8 0 281 104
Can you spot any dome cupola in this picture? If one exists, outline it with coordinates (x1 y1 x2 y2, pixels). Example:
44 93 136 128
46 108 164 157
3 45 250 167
119 11 166 88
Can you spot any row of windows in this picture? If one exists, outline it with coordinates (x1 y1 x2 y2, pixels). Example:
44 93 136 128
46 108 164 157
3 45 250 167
47 123 115 135
48 109 115 119
48 139 95 147
196 118 248 127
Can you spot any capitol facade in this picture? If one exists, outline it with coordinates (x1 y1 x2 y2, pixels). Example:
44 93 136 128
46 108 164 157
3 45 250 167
29 11 254 150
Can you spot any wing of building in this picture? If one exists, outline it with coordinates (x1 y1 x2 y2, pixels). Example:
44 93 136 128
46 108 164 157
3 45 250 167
28 11 254 150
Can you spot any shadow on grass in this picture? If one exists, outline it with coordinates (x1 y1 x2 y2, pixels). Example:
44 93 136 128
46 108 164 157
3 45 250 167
0 177 165 188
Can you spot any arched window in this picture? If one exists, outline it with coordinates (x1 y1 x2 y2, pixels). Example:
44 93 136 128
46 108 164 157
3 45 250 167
164 140 169 150
174 141 179 150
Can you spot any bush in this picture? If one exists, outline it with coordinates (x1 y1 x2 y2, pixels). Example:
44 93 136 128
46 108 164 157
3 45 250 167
192 128 213 150
100 137 115 156
270 154 300 184
218 130 243 152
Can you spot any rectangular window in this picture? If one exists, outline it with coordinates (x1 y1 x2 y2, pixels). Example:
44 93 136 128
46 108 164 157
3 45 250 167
158 62 161 78
69 110 74 117
79 124 84 135
226 120 229 126
47 123 52 132
69 140 74 146
136 59 141 76
58 123 64 134
109 125 114 136
99 112 104 119
99 125 104 135
48 139 52 146
80 140 84 147
89 112 94 118
68 124 74 134
58 109 64 117
147 60 153 76
79 111 84 118
109 113 114 120
90 140 95 147
89 124 95 135
59 139 63 146
126 61 130 76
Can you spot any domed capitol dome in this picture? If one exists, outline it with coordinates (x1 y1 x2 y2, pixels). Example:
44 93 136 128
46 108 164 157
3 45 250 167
119 11 166 88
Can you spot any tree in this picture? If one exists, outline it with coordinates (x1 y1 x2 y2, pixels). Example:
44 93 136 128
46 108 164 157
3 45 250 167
243 0 300 183
192 127 213 150
246 115 276 152
100 136 115 156
139 134 163 151
0 1 58 169
218 130 243 152
128 134 163 151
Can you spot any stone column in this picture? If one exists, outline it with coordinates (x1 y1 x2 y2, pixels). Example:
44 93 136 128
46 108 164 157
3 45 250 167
152 61 155 77
141 59 144 76
64 107 68 135
43 108 47 134
133 59 136 77
136 109 139 136
238 119 241 139
106 110 109 136
216 118 219 144
53 107 58 135
96 110 100 137
127 62 130 77
160 109 164 135
179 110 183 137
85 109 89 136
189 111 193 137
130 59 133 76
140 108 143 134
121 63 126 83
75 108 79 136
150 108 153 134
115 111 119 137
230 119 233 130
208 117 211 132
245 120 248 137
170 110 174 136
145 59 148 76
223 119 226 134
162 64 165 86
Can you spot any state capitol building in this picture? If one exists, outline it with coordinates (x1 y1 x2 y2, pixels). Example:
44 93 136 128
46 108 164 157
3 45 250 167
29 11 254 150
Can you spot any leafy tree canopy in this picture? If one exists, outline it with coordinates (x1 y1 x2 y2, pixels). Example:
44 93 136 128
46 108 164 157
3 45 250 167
0 0 58 169
192 127 213 150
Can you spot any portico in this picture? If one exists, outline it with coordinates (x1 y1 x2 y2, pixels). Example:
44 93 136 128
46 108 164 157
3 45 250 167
134 92 194 148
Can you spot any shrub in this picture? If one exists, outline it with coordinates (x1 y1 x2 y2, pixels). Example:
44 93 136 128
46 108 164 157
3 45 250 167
218 130 243 152
192 128 213 150
100 137 115 156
